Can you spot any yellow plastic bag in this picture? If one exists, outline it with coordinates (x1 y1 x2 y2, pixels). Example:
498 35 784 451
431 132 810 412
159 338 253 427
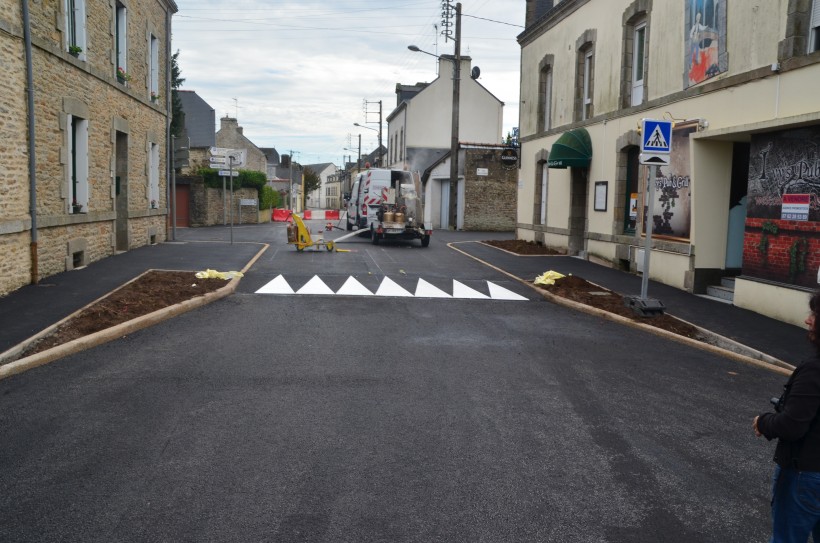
534 270 565 286
195 269 244 280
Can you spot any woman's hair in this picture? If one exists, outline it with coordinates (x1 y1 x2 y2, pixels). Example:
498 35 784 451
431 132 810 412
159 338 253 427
810 291 820 352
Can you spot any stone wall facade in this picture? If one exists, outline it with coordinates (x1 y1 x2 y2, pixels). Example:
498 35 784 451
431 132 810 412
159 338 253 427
463 148 517 231
184 176 260 227
0 0 176 296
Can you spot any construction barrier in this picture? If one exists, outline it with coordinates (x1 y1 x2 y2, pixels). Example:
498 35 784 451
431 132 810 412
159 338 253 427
300 210 340 221
272 209 292 222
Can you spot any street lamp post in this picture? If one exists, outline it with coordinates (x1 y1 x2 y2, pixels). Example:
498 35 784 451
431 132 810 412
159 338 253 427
409 1 461 229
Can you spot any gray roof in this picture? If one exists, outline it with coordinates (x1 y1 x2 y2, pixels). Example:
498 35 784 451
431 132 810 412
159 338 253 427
304 162 335 174
178 90 215 148
260 147 280 165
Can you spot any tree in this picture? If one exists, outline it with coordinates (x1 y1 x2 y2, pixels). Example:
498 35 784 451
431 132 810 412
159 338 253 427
170 50 185 138
302 167 322 198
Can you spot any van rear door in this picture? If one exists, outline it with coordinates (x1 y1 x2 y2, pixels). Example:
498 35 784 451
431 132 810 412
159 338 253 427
347 178 360 229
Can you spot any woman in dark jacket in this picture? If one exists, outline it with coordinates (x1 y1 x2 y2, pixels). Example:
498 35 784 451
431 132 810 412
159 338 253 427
755 291 820 542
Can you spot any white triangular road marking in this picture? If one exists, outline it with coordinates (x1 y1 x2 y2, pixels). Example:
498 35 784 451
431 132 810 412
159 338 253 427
487 282 528 301
336 276 373 296
452 280 489 299
375 277 414 297
297 275 335 295
414 278 451 298
256 275 294 294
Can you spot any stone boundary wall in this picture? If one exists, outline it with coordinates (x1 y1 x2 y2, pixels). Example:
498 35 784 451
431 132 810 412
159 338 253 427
462 149 517 231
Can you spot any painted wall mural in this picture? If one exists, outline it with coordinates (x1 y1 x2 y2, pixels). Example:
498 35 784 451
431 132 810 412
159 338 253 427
684 0 728 87
744 127 820 288
644 123 695 241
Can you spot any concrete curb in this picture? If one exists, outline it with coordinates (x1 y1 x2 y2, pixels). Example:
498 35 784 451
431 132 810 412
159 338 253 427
448 241 794 376
0 243 269 381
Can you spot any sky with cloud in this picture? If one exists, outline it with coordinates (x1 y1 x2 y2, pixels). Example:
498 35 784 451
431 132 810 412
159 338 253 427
171 0 525 166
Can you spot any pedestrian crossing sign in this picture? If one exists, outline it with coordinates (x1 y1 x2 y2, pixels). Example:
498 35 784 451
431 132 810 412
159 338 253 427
641 119 672 154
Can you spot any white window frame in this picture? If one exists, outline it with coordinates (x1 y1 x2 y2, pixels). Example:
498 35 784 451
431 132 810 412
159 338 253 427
150 34 160 99
65 0 87 57
810 0 820 53
116 3 127 75
582 49 593 120
543 67 553 131
631 22 646 106
149 142 160 208
68 115 89 213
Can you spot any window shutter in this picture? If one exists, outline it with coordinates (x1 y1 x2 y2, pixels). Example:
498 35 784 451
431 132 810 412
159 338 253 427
812 0 820 28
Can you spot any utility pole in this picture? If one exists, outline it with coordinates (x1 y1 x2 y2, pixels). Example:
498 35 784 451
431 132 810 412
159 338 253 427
364 99 383 166
448 2 462 230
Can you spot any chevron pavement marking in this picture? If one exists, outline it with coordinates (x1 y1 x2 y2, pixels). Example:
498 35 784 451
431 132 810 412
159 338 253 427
255 275 529 301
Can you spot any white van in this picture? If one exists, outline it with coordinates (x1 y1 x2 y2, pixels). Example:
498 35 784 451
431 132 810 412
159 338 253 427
345 169 430 246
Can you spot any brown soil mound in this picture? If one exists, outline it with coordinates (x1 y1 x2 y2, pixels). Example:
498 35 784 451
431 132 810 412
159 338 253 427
540 275 706 340
20 271 227 357
484 239 564 255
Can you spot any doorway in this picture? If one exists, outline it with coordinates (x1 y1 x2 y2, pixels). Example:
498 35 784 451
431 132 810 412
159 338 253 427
115 132 128 251
568 168 589 256
175 183 190 227
440 180 450 230
725 142 749 270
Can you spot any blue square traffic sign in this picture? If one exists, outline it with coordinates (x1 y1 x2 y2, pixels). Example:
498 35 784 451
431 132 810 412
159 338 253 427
641 119 672 153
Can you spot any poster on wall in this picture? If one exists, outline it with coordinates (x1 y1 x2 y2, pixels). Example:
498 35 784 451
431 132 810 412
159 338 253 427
643 123 695 241
745 127 820 288
684 0 728 87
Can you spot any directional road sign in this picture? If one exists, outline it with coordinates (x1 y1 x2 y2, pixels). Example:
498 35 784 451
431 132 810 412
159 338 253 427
218 170 240 177
226 149 246 168
209 146 232 157
641 119 672 154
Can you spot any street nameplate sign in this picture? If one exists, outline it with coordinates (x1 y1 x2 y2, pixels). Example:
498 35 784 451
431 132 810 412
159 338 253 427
639 152 671 166
218 170 240 177
641 119 672 154
240 199 258 206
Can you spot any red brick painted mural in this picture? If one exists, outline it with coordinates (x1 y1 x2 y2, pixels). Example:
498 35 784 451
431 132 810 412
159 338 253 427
744 127 820 288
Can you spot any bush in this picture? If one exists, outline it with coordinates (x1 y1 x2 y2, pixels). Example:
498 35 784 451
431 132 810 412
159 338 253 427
197 168 268 202
260 185 279 210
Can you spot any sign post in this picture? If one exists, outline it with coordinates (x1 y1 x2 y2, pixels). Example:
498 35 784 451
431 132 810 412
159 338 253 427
627 119 673 317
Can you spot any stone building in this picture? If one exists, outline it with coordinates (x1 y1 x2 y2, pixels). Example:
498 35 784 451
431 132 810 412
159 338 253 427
517 0 820 326
0 0 177 296
216 117 267 174
387 55 509 230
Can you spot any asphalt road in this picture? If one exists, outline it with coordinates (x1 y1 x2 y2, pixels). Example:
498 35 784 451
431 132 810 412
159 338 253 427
0 222 787 542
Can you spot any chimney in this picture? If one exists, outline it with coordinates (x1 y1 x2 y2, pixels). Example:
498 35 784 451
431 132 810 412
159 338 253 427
525 0 537 28
526 0 554 29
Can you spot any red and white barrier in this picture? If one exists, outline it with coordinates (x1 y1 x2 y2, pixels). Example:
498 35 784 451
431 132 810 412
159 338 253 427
300 210 340 220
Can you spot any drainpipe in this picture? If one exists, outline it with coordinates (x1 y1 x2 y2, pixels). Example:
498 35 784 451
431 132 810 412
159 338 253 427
22 0 38 285
165 8 173 240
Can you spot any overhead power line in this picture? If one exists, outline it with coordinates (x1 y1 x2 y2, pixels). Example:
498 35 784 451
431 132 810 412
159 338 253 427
462 13 524 29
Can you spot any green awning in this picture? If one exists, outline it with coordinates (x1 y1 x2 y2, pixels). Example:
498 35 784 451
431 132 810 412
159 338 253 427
547 128 592 169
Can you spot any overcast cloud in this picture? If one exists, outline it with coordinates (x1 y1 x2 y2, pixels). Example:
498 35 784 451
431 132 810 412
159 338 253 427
171 0 525 165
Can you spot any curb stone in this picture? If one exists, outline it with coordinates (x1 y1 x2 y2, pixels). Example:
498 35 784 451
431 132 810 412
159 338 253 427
0 243 269 381
448 241 794 376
